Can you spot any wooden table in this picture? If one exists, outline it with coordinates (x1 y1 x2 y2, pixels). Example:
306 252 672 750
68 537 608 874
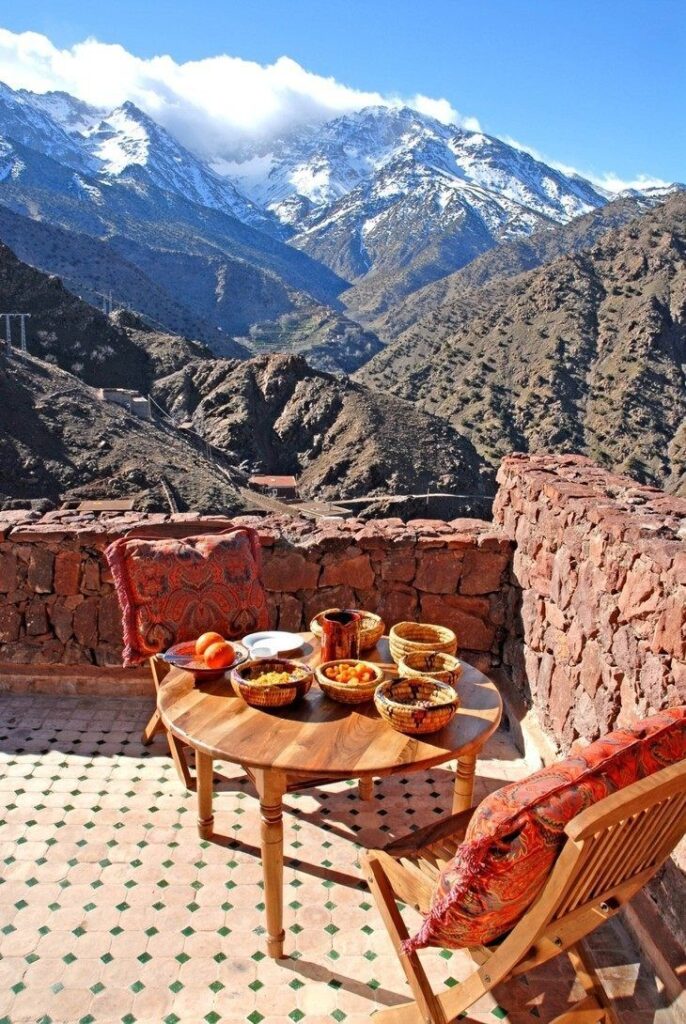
157 633 502 958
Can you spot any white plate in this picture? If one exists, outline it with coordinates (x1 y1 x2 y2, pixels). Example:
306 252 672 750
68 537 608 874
242 630 304 655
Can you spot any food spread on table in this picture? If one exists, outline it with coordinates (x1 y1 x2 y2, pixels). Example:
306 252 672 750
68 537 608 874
174 610 461 724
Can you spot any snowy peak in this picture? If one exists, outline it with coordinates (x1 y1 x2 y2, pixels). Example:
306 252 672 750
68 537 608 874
228 103 608 268
0 81 95 173
229 103 606 228
86 103 153 174
0 84 275 233
22 89 103 136
226 104 610 291
81 101 276 230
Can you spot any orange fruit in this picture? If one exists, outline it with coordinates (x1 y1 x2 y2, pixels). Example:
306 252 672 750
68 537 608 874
204 641 235 669
195 631 225 656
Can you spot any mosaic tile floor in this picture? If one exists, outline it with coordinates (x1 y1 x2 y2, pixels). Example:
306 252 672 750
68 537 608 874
0 693 675 1024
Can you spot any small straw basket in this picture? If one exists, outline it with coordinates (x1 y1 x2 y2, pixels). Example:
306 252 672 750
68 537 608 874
388 622 457 665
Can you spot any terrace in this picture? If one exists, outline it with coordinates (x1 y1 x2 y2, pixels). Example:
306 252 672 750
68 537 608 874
0 453 684 1023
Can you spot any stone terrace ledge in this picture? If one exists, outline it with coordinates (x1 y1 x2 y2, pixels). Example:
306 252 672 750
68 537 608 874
0 508 512 693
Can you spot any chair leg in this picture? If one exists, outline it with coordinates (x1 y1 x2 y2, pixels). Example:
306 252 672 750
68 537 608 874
141 708 165 745
359 776 374 801
363 852 448 1024
167 732 196 792
547 996 606 1024
145 654 196 791
561 942 618 1024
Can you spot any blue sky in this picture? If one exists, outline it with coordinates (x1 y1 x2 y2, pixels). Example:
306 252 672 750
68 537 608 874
1 0 684 186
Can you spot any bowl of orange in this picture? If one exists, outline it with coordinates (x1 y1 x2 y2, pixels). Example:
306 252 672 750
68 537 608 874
161 631 249 678
315 659 384 704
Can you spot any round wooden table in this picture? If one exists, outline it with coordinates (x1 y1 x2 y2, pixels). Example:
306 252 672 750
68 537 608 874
158 632 502 958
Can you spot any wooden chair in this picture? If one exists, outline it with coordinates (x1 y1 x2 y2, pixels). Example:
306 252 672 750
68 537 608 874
141 654 195 790
362 759 686 1024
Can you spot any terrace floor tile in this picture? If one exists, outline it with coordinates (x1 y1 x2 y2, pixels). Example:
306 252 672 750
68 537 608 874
0 693 676 1023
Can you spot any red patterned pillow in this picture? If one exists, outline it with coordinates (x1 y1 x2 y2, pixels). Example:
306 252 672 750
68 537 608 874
404 707 686 953
105 527 270 666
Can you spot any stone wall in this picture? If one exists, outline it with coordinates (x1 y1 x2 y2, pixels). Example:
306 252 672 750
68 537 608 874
0 508 512 682
494 452 686 951
493 453 685 747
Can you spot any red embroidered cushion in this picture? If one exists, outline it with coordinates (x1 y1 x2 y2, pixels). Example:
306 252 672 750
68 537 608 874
404 707 686 953
105 527 270 666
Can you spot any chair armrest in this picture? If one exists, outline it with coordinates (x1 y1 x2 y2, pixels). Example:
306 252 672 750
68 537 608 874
383 806 476 858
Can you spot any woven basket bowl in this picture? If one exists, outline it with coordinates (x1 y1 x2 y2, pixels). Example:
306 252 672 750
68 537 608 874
388 621 457 665
374 677 459 735
396 651 462 688
310 609 385 652
231 658 313 709
315 660 385 705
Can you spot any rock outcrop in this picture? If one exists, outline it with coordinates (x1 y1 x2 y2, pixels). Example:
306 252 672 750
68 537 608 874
362 193 686 494
153 353 490 501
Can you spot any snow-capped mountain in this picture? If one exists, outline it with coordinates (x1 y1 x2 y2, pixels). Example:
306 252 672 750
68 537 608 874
81 102 275 232
0 82 96 174
0 84 275 233
224 105 608 292
0 79 678 334
23 89 103 136
228 106 604 226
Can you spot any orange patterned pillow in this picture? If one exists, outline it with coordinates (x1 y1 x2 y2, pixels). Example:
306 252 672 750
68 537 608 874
106 527 269 666
404 707 686 953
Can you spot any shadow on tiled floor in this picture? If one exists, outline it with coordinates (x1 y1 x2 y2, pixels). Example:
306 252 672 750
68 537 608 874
0 693 676 1023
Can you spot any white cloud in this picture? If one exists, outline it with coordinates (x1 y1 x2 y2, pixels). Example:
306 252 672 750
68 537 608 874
500 134 671 195
0 27 477 158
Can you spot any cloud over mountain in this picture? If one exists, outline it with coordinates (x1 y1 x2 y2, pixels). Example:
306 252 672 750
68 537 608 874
0 27 477 159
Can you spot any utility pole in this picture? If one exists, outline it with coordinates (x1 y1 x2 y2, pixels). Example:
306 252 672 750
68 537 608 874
95 290 114 314
1 313 31 353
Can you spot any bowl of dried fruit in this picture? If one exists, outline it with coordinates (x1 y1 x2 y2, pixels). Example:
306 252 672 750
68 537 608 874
374 677 459 735
315 659 385 704
231 658 313 709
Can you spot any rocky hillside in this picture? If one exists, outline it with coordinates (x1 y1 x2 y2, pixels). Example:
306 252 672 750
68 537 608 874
0 351 248 513
0 203 238 347
363 193 671 329
362 193 686 493
0 240 243 389
153 353 490 500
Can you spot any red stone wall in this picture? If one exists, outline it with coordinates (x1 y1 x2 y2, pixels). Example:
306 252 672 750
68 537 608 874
494 453 686 951
0 509 512 679
493 453 685 748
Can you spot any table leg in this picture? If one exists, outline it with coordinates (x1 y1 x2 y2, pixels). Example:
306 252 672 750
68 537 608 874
453 753 477 813
196 751 214 838
358 776 374 801
254 768 287 959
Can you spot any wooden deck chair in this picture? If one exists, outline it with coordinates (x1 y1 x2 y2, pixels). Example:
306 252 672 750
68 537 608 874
362 759 686 1024
141 654 195 790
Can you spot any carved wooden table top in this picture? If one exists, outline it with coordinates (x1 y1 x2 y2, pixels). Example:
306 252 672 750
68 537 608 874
158 633 502 780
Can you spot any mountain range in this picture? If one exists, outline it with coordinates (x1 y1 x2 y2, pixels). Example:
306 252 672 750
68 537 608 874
0 82 627 341
0 78 683 507
0 239 488 510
